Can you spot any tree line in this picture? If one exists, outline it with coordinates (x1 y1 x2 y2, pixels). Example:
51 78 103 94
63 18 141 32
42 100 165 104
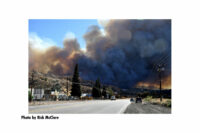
71 64 114 99
29 63 114 101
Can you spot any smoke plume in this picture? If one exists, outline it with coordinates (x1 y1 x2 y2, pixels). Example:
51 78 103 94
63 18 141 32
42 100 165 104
29 19 171 89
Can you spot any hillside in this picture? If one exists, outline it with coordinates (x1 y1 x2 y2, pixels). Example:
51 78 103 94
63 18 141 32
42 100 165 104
28 70 93 94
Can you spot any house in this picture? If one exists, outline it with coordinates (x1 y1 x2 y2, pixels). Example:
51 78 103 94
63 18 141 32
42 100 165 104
29 88 44 100
29 88 69 101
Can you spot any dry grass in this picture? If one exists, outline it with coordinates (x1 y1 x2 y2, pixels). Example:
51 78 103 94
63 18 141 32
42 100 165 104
144 97 171 107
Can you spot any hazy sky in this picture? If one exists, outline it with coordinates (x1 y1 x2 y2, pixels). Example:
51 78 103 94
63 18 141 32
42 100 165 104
29 19 103 50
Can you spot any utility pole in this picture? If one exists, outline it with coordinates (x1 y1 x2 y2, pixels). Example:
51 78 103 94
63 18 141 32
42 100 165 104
157 64 165 102
66 76 69 97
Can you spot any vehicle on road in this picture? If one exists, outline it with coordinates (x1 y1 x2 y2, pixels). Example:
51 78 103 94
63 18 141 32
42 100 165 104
58 94 68 101
73 97 79 100
111 96 116 100
130 98 134 102
68 96 74 100
136 97 142 103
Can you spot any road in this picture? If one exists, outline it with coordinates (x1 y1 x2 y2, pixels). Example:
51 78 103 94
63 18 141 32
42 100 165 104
124 102 171 114
29 99 130 114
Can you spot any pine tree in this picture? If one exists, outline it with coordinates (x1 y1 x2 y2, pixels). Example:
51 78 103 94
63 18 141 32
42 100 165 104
92 78 101 98
71 64 81 97
102 86 107 99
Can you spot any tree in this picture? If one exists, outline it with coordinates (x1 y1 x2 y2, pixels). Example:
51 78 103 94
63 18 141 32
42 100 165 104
92 78 101 98
29 70 37 102
102 86 107 98
71 64 81 97
107 87 114 98
28 91 33 102
52 82 61 91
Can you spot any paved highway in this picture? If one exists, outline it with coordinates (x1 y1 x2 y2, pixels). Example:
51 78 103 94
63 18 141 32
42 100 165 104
29 99 130 114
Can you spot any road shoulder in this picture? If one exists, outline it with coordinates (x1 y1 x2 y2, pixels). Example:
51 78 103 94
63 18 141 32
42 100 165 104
124 102 171 114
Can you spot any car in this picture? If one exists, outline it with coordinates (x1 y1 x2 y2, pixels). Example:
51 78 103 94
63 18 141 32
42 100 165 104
62 95 68 100
111 96 116 100
73 97 79 100
58 94 69 100
136 97 142 103
58 95 63 100
68 96 74 100
58 95 65 100
130 98 134 102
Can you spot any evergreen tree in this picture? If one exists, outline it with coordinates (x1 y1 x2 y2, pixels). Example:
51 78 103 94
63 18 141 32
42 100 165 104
71 64 81 97
53 82 62 91
102 86 107 98
92 78 101 98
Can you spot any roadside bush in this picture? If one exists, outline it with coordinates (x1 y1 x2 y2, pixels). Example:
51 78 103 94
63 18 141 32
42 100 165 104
162 99 171 107
144 96 153 102
165 99 171 107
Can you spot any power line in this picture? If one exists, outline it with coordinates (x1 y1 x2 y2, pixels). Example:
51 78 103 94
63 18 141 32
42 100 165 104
138 54 170 102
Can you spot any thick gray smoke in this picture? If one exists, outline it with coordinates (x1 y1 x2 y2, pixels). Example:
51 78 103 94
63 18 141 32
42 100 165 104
29 19 171 89
78 19 171 88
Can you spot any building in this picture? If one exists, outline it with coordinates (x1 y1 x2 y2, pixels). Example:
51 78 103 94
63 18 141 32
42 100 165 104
29 88 44 100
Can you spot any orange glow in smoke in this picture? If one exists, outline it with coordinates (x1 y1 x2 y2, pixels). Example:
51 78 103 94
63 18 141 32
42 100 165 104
135 75 171 89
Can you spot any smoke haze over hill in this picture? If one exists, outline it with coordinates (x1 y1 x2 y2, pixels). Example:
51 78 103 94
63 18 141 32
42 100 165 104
29 19 171 89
